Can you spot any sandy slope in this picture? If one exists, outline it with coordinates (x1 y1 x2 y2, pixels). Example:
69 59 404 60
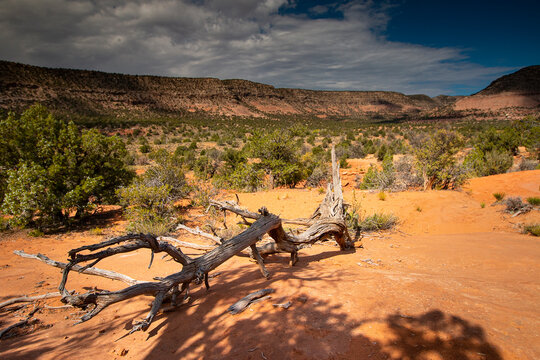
0 171 539 360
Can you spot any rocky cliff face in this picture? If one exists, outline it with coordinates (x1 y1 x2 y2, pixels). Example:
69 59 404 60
454 66 540 112
2 61 538 119
0 61 447 118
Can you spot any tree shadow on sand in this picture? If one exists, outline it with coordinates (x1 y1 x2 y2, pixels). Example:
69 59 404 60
1 251 503 360
138 263 502 360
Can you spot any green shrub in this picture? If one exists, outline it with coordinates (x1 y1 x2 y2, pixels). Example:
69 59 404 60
246 130 306 188
193 155 218 180
475 127 520 155
493 192 506 201
139 143 151 153
0 217 8 231
524 224 540 236
0 105 134 228
117 182 174 236
355 213 397 231
415 130 468 189
357 153 395 190
527 197 540 206
143 157 189 199
464 148 513 176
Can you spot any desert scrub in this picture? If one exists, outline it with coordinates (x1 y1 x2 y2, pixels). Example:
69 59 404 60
89 227 104 235
526 197 540 206
519 158 539 171
0 105 134 229
414 130 468 190
504 197 532 214
190 184 219 208
356 213 398 232
378 191 387 201
523 224 540 236
493 192 506 201
117 182 175 236
357 153 395 190
117 153 187 236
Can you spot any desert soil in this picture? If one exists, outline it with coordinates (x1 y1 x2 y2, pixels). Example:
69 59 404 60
1 170 539 360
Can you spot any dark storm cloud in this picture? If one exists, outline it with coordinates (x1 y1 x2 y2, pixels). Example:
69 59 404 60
0 0 510 95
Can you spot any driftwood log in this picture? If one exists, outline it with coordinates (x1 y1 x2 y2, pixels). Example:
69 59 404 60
15 146 353 335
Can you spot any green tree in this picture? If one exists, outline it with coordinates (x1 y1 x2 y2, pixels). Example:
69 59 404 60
415 130 466 190
0 105 134 228
246 130 306 188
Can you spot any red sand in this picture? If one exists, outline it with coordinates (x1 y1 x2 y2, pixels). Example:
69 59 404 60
1 171 539 359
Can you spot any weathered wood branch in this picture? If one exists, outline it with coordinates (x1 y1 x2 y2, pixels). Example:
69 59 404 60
0 292 61 309
13 250 141 285
15 147 354 336
158 236 216 251
212 146 352 258
58 233 193 296
58 211 282 332
228 289 275 315
175 224 223 244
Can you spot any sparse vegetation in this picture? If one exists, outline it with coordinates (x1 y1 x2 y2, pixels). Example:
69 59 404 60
493 192 506 201
414 130 467 190
504 197 532 214
526 197 540 206
0 105 134 229
523 224 540 236
356 213 398 232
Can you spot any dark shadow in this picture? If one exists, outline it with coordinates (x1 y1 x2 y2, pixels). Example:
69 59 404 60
136 264 501 359
0 261 503 360
376 310 503 359
42 206 123 235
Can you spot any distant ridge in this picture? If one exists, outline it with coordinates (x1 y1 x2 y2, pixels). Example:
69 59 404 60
476 66 540 95
454 65 540 112
1 60 538 119
0 60 449 118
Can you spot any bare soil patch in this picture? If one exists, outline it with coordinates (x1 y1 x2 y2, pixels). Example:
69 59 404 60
1 171 539 359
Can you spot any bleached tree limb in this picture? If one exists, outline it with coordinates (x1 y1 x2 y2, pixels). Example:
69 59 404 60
175 224 222 244
158 236 216 251
59 210 282 332
13 250 141 285
0 292 61 309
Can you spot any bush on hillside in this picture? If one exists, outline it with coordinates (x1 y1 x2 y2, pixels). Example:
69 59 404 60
464 148 513 177
0 105 134 228
246 130 306 188
414 130 468 190
357 153 395 190
117 153 187 235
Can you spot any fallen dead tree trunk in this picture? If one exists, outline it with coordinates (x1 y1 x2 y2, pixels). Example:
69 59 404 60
210 146 352 265
15 146 354 335
58 210 282 333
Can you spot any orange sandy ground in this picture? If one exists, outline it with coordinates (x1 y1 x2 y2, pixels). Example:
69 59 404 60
0 170 539 360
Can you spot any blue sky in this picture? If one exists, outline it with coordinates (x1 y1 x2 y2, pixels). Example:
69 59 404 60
0 0 538 95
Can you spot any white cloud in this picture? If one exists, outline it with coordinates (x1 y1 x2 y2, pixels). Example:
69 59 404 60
0 0 511 95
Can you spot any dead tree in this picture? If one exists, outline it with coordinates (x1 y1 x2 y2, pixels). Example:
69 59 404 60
15 146 352 334
209 145 352 264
